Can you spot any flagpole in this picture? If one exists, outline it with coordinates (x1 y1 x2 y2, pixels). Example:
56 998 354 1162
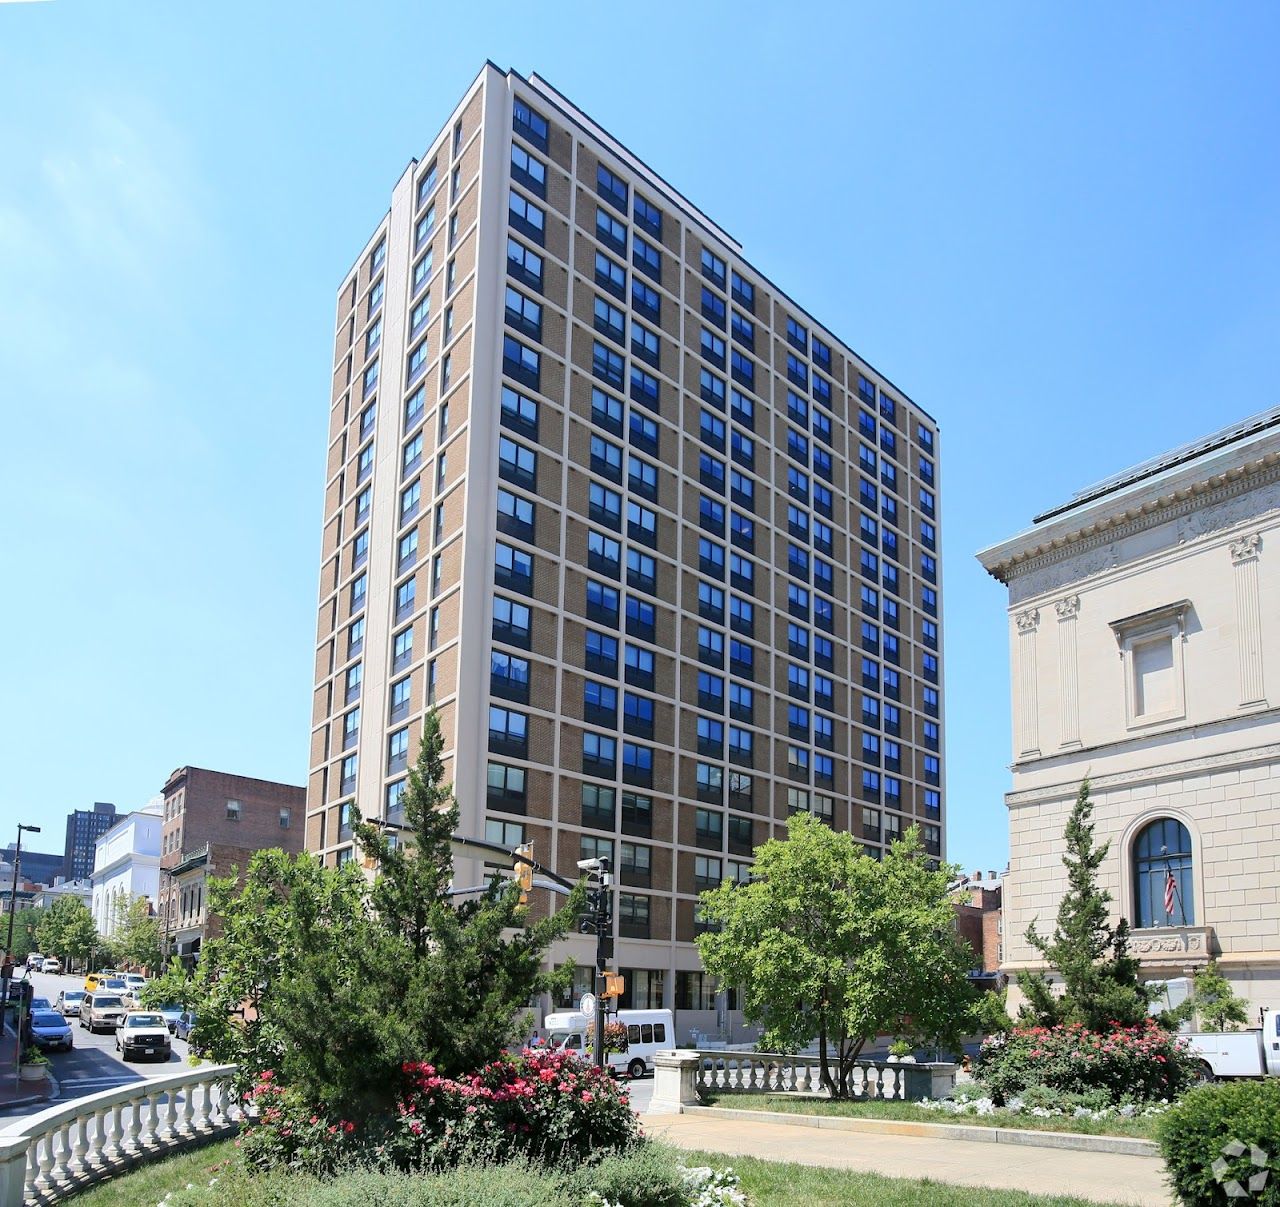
1161 852 1188 928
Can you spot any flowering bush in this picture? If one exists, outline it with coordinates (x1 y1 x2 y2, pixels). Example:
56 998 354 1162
237 1071 362 1176
973 1020 1197 1105
386 1048 640 1171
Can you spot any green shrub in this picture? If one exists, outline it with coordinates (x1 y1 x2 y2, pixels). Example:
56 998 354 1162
974 1020 1196 1105
1157 1080 1280 1205
564 1142 687 1207
301 1166 573 1206
156 1145 708 1207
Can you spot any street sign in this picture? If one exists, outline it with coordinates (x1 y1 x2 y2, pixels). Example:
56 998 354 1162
579 992 597 1019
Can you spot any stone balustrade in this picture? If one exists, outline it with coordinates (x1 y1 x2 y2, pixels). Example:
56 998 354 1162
650 1049 956 1114
0 1063 239 1205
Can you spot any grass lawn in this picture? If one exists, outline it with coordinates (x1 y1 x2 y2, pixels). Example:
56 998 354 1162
680 1150 1140 1206
65 1137 1137 1207
71 1138 237 1207
699 1093 1160 1139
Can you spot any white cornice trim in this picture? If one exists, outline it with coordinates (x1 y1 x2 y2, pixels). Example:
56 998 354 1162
978 445 1280 584
1006 741 1280 807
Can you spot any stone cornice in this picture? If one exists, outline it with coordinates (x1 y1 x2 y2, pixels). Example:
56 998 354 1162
979 452 1280 586
1006 739 1280 807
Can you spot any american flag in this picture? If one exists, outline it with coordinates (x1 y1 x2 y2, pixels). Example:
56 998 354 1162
1164 870 1177 918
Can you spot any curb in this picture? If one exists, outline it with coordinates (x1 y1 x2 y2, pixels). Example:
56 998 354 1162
682 1105 1161 1157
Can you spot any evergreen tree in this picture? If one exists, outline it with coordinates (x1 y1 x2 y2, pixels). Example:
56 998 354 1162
1020 780 1158 1029
354 709 583 1078
196 710 583 1117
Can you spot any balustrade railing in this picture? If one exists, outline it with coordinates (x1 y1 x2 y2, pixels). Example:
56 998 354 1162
0 1064 239 1206
692 1050 910 1100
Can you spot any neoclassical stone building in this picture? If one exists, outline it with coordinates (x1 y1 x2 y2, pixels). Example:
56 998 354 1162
978 407 1280 1016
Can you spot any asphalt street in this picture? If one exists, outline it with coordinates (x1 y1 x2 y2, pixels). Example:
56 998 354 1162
2 969 655 1124
1 968 195 1126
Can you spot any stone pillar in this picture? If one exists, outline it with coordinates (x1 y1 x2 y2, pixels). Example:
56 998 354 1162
902 1062 958 1102
1015 609 1041 757
1055 595 1081 748
0 1135 29 1206
1231 533 1266 708
648 1050 701 1115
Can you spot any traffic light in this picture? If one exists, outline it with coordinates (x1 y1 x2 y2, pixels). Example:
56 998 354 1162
514 843 534 904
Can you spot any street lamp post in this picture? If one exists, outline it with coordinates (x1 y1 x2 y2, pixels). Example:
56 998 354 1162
4 823 41 1067
5 824 42 964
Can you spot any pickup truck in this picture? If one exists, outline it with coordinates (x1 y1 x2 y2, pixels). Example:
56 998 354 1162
1187 1008 1279 1079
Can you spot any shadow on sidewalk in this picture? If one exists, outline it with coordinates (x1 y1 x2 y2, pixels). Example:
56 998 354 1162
0 1017 56 1112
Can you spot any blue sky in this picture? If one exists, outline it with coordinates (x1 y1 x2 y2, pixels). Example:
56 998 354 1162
1 2 1276 872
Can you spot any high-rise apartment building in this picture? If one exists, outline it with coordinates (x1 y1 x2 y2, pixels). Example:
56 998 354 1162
307 65 943 1034
64 802 118 882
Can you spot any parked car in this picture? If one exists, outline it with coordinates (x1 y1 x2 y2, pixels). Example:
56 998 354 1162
155 1003 184 1033
98 978 132 1004
25 953 44 971
29 1009 73 1052
115 1012 171 1062
29 997 51 1012
55 990 85 1017
81 993 128 1033
40 958 62 975
174 1010 198 1042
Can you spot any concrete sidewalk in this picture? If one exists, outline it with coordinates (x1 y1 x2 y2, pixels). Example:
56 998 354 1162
0 1020 55 1112
642 1111 1174 1206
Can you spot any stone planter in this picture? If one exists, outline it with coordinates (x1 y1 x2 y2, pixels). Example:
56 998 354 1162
18 1064 48 1083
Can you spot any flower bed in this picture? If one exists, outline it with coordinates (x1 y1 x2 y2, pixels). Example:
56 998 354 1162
237 1048 640 1176
972 1020 1196 1106
920 1082 1170 1124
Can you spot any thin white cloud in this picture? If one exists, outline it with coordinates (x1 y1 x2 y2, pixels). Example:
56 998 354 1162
37 106 201 282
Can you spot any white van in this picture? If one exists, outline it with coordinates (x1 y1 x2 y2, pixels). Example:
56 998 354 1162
544 1008 674 1079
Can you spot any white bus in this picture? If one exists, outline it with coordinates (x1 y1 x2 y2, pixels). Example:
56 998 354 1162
543 1008 673 1079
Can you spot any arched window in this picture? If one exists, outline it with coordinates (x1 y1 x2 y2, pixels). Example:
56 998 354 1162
1132 817 1194 929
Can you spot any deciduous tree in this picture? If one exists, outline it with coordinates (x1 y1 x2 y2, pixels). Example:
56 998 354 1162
107 895 164 973
697 813 977 1097
1170 961 1252 1033
35 896 98 969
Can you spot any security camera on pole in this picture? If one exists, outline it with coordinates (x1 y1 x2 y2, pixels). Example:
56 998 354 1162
576 855 614 1070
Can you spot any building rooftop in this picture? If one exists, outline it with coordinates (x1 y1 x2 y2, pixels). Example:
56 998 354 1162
978 403 1280 584
1034 404 1280 524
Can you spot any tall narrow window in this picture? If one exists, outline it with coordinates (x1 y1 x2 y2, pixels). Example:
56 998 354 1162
1132 817 1194 929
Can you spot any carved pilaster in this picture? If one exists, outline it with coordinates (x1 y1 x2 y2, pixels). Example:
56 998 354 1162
1230 533 1265 707
1055 596 1081 747
1015 609 1041 757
